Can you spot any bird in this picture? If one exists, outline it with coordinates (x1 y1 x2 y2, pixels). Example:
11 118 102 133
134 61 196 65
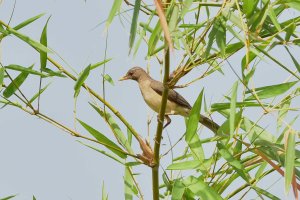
119 67 219 133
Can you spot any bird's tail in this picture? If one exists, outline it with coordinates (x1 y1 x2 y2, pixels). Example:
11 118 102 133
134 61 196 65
182 109 220 133
199 114 220 134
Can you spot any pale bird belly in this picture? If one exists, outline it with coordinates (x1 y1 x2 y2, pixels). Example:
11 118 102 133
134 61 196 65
140 84 189 116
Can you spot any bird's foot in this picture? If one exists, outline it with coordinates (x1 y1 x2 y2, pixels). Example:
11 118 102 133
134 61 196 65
156 115 172 129
163 115 171 129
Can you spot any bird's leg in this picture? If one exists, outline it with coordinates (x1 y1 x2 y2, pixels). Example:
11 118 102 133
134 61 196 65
163 115 171 129
156 115 171 129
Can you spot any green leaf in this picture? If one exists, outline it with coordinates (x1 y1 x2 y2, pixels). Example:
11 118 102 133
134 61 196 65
249 0 270 32
28 83 51 104
14 14 45 30
167 159 211 171
167 160 200 170
0 13 45 40
104 74 115 86
79 141 125 165
216 18 226 57
124 167 134 200
33 195 36 200
78 119 126 159
90 58 112 70
129 0 141 52
89 103 133 154
6 27 52 53
148 21 162 56
230 81 238 139
0 195 17 200
285 23 296 42
74 65 90 97
0 67 4 90
205 25 217 58
183 176 223 200
285 47 300 73
268 6 281 32
40 17 51 71
185 89 204 161
286 1 300 11
3 66 32 98
243 0 259 18
243 117 276 143
277 95 291 131
171 179 185 200
181 0 193 18
102 182 109 200
211 101 268 111
285 130 295 193
106 0 123 28
169 5 179 34
245 81 298 100
253 186 280 200
217 142 251 182
5 64 47 77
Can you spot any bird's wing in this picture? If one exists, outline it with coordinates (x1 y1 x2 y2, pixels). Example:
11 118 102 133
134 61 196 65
150 80 192 109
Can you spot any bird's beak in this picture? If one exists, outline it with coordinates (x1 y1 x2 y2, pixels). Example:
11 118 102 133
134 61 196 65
119 75 130 81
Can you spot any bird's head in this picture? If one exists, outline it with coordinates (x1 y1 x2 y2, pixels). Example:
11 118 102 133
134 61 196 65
119 67 148 82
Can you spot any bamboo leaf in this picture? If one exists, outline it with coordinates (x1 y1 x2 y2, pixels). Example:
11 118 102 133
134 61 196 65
3 66 32 98
285 23 296 42
167 159 211 171
253 186 280 200
0 194 17 200
184 176 223 200
216 18 226 57
104 74 115 86
243 0 259 18
6 27 52 53
79 141 125 165
217 142 251 182
148 21 162 56
102 182 109 200
14 14 45 30
124 167 134 200
5 64 48 77
230 81 238 139
245 81 298 100
268 6 281 31
172 179 185 200
89 103 133 154
185 89 204 161
106 0 122 28
0 67 4 90
285 47 300 73
285 130 295 193
154 0 173 51
171 179 185 200
78 119 127 159
211 101 268 111
0 14 45 40
129 0 141 52
28 83 51 104
181 0 193 18
40 17 50 71
74 65 90 97
250 0 270 32
90 58 112 70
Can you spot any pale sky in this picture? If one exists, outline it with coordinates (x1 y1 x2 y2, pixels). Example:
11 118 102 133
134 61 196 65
0 1 298 200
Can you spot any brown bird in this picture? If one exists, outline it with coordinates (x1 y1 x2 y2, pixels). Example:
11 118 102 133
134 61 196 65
119 67 219 133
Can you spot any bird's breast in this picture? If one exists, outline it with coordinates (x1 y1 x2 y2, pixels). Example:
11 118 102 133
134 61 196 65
138 81 190 116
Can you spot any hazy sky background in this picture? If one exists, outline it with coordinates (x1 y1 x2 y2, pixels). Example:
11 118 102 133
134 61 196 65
0 0 298 199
